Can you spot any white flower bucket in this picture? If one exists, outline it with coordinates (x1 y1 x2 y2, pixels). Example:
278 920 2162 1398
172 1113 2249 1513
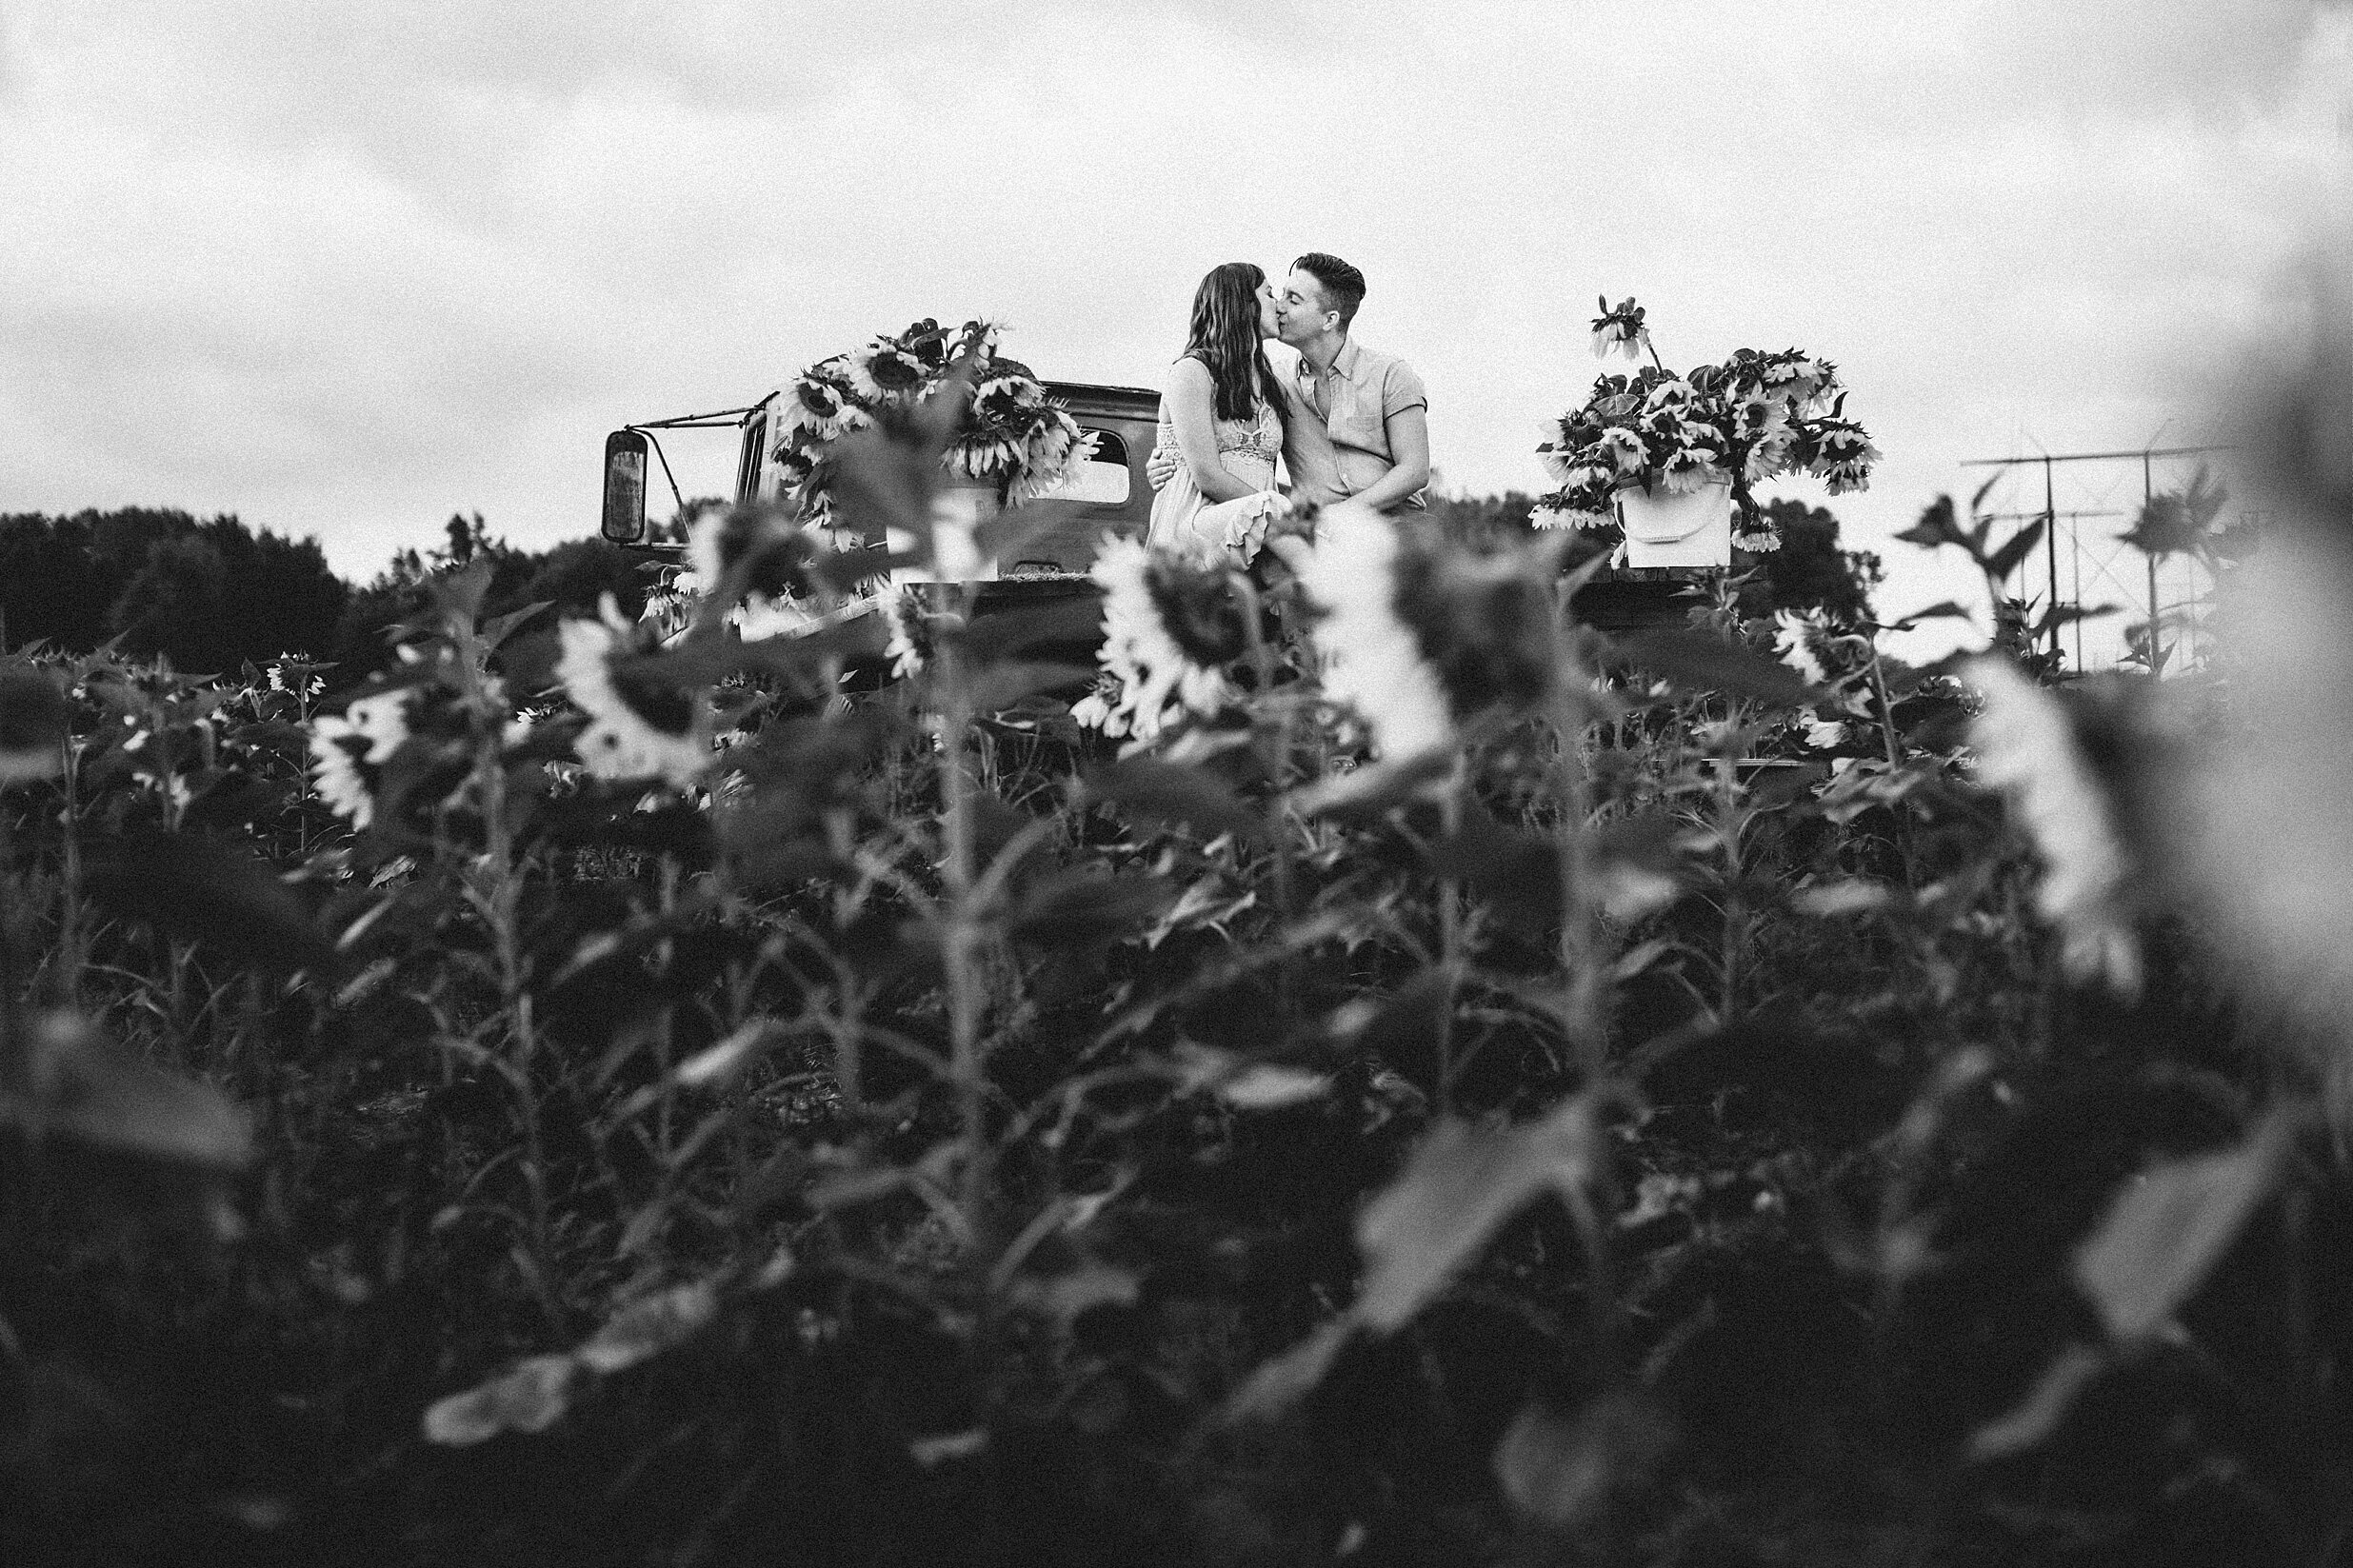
890 481 1001 586
1616 480 1731 568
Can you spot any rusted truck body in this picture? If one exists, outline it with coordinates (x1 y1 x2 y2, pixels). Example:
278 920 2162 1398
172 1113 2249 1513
596 380 1686 632
600 382 1162 577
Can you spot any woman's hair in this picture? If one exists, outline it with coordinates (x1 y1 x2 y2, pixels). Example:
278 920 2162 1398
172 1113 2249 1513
1182 262 1286 428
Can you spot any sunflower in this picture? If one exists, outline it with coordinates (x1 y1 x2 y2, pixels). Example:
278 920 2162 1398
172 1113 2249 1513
734 594 825 642
1595 427 1648 477
947 431 1023 486
1967 657 2140 994
688 505 814 608
1642 378 1695 412
556 595 712 789
308 688 412 828
1773 610 1831 687
1292 505 1558 764
1067 672 1126 737
1589 296 1651 363
1009 414 1094 503
1080 538 1249 744
847 339 930 405
973 373 1046 422
778 375 849 448
1659 447 1725 495
1801 715 1848 749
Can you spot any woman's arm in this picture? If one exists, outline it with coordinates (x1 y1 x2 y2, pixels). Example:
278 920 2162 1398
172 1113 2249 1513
1165 359 1258 504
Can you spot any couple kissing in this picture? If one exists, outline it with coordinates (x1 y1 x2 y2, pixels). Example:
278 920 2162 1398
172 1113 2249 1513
1146 253 1429 566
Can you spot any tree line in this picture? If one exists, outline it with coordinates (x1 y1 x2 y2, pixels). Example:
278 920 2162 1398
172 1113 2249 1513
0 496 1879 688
0 508 663 689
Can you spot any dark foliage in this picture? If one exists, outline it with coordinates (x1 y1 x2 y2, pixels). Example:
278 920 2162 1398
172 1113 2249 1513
1741 498 1884 626
0 507 348 671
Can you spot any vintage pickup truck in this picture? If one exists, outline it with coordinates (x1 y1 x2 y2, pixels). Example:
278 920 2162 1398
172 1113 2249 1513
598 381 1161 578
594 379 1686 631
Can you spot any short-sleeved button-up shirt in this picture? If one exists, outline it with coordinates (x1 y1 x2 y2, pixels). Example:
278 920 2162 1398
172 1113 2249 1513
1293 339 1428 511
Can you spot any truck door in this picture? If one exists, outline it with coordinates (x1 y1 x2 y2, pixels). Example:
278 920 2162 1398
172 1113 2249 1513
734 406 771 506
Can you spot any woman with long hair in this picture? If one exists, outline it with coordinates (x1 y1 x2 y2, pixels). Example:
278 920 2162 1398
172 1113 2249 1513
1147 262 1290 562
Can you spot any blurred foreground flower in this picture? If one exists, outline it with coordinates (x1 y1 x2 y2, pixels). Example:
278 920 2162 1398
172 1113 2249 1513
883 588 930 680
687 505 816 610
308 690 411 829
1080 538 1247 743
0 668 70 784
1772 610 1830 687
557 595 712 788
1967 657 2140 995
1290 504 1559 764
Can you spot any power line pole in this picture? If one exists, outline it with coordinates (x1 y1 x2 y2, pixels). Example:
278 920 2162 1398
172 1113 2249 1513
1961 444 2233 672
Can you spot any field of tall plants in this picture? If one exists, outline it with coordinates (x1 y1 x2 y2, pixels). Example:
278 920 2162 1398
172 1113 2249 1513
5 348 2353 1568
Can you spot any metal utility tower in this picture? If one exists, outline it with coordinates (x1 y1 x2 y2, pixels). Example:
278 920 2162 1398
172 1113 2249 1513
1959 444 2234 668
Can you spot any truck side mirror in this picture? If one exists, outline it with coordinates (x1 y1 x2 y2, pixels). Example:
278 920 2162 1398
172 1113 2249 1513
602 429 649 544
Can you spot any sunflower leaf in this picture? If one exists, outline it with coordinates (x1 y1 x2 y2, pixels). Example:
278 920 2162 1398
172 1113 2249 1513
1355 1096 1599 1333
1008 870 1179 949
421 1355 584 1447
1086 756 1267 844
1614 629 1816 707
964 661 1094 714
480 601 552 651
962 595 1108 665
1984 521 2046 585
9 1012 252 1170
1436 804 1562 941
2073 1115 2290 1344
80 831 338 976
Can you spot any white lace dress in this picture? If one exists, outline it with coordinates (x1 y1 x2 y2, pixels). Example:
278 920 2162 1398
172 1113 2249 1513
1147 392 1285 564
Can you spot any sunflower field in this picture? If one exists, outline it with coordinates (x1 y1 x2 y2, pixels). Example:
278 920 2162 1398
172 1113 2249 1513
5 351 2353 1568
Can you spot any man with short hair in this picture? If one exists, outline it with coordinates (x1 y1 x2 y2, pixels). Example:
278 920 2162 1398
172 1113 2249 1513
1275 253 1429 513
1147 251 1430 516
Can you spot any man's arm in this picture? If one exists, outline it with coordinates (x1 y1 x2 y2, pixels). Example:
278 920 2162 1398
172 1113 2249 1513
1145 439 1178 490
1276 378 1346 507
1349 404 1430 513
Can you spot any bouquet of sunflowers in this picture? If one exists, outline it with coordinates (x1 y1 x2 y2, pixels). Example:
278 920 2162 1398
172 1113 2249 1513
769 318 1094 525
1534 296 1879 553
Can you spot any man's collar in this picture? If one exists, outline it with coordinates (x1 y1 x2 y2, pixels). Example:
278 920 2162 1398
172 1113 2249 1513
1297 335 1356 380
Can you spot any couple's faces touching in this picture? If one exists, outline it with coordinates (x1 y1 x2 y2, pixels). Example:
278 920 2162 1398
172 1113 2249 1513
1255 279 1281 340
1262 268 1337 346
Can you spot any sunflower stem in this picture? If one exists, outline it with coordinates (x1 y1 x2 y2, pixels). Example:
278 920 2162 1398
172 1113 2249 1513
1237 574 1301 1041
1547 635 1606 1082
1436 775 1465 1116
935 615 993 1247
0 804 24 1098
1714 748 1743 1022
455 605 558 1328
55 740 86 1009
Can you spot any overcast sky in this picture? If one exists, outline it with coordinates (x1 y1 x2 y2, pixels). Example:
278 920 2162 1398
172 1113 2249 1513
3 1 2347 655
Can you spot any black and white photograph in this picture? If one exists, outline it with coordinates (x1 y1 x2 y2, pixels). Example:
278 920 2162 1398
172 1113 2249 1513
3 2 2351 1562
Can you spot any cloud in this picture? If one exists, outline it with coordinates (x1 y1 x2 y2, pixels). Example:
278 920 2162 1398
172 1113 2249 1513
0 0 2343 663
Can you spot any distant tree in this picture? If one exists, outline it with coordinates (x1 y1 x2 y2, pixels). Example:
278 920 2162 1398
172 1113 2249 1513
1740 499 1882 626
1426 489 1543 549
327 518 656 687
1421 490 1880 625
111 534 232 669
1 507 348 668
0 510 118 651
509 539 660 620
